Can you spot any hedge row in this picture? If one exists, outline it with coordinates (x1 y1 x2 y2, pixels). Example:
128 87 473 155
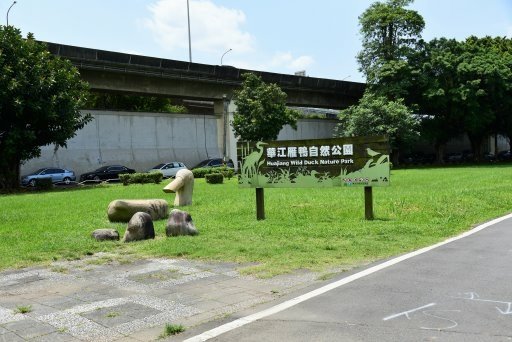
119 172 163 185
192 166 234 179
205 173 224 184
35 177 53 190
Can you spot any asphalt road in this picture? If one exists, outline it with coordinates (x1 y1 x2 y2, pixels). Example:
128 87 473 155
185 215 512 342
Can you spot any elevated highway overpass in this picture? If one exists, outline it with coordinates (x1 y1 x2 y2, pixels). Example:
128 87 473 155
45 42 365 110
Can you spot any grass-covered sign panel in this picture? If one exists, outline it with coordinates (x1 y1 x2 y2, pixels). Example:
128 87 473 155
237 136 390 188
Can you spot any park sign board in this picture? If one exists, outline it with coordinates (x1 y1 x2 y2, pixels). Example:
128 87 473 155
237 136 390 188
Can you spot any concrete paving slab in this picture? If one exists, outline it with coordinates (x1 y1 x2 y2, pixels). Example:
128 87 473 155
0 325 7 334
2 319 56 339
29 331 82 342
0 254 323 341
35 295 86 310
0 331 25 341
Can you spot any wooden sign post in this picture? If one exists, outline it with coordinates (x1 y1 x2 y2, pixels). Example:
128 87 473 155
256 188 265 220
364 186 374 220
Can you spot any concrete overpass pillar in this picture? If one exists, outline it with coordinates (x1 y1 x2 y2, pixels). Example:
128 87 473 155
213 97 238 170
227 101 238 170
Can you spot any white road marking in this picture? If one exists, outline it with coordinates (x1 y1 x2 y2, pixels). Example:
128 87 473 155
383 303 436 321
184 213 512 342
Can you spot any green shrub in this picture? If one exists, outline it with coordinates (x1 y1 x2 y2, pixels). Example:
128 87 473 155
119 174 131 186
119 172 163 186
191 167 210 178
192 166 234 179
218 167 234 179
35 178 53 190
205 173 224 184
151 172 163 184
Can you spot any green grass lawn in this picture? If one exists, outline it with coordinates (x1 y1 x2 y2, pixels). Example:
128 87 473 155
1 164 511 277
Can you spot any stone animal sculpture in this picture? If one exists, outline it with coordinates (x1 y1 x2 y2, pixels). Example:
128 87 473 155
123 212 155 242
107 199 168 222
166 209 198 236
162 169 194 206
91 229 120 241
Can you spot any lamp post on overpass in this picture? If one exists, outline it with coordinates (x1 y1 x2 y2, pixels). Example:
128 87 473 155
6 1 16 26
220 48 232 66
186 0 192 63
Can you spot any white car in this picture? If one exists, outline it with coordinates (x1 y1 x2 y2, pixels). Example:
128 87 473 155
148 162 187 178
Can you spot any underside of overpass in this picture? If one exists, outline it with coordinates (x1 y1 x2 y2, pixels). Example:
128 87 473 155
45 42 365 110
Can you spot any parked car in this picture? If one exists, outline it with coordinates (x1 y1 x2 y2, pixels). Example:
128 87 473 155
445 152 464 163
192 158 234 169
496 150 512 161
483 152 496 162
462 150 474 162
79 165 135 182
148 162 187 178
21 167 76 187
402 152 435 165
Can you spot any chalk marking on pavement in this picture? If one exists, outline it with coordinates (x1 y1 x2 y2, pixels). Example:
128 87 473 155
184 213 512 342
458 292 512 315
382 303 436 321
420 310 461 330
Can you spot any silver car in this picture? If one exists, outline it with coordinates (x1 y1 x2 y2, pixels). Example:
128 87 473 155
21 167 76 186
148 162 187 178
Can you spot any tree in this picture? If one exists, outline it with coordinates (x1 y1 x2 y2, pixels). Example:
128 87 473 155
357 0 424 101
335 92 420 164
464 36 512 155
416 38 466 162
232 73 300 142
85 92 187 114
0 26 91 190
492 37 512 151
417 36 512 161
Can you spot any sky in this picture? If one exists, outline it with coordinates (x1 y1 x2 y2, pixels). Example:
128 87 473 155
3 0 512 82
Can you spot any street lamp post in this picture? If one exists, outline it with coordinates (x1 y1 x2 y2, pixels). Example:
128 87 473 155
6 1 16 26
186 0 192 63
220 48 232 66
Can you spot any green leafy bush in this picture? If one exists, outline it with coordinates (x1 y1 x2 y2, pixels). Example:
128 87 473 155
35 178 53 190
191 168 210 178
119 172 163 186
205 173 224 184
220 167 235 179
119 174 130 185
192 167 234 179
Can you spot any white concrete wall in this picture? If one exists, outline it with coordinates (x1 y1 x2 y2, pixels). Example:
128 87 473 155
21 110 339 178
277 119 339 141
22 110 221 177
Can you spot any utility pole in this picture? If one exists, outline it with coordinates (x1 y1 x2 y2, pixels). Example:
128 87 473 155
186 0 192 62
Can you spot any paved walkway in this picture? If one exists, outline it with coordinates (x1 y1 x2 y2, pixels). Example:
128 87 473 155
0 254 327 341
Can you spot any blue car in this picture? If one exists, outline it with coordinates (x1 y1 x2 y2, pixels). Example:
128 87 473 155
21 167 76 187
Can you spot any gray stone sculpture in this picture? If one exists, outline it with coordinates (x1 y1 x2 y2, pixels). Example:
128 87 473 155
91 229 120 241
123 212 155 242
166 209 198 236
107 199 168 222
162 169 194 206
